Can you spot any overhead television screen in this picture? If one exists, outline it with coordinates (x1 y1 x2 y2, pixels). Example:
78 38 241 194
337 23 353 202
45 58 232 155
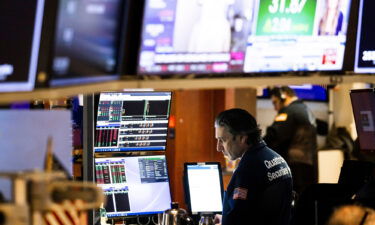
94 92 172 152
0 0 45 92
50 0 125 86
138 0 252 74
95 155 172 218
138 0 352 74
354 0 375 73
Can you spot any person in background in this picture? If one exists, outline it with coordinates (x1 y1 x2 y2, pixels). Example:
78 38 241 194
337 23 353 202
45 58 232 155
188 0 232 53
318 0 344 35
263 86 318 195
214 108 293 225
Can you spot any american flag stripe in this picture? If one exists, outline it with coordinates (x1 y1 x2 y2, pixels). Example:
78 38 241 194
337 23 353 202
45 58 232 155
233 187 248 200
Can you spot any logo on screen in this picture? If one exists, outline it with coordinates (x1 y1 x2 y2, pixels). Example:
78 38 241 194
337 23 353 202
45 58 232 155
0 64 14 80
360 111 375 132
322 49 337 65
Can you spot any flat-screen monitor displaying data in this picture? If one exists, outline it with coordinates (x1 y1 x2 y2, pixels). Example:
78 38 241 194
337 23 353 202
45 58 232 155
354 0 375 73
0 0 45 92
350 89 375 152
50 0 126 86
184 162 224 215
94 92 172 152
95 155 172 218
138 0 352 74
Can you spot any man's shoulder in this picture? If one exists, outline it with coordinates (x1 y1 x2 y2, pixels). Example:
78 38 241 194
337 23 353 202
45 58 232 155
240 146 288 171
286 100 307 111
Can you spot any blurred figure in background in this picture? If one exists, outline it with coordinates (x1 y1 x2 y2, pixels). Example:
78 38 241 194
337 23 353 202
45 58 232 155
327 205 375 225
264 86 318 195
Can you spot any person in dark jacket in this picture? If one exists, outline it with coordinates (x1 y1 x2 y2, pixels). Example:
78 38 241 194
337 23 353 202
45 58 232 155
264 86 318 195
214 108 293 225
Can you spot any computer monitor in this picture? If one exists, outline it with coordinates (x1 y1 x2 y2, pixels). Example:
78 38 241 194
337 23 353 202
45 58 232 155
184 162 224 215
138 0 352 75
49 0 128 86
0 0 49 92
354 0 375 73
350 89 375 152
94 92 172 153
94 154 172 218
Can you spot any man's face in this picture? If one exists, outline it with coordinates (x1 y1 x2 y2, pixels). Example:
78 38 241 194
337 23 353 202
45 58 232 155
215 126 246 161
271 95 284 112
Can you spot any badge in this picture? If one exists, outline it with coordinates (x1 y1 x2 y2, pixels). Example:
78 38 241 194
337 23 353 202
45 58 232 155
275 113 288 122
233 187 248 200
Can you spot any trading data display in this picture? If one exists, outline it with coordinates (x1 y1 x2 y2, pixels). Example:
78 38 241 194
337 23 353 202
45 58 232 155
354 0 375 73
94 92 171 152
95 155 171 217
138 0 352 74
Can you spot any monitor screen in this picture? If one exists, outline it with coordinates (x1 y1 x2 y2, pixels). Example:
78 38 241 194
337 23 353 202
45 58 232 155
49 0 125 86
350 89 375 152
95 155 172 218
354 0 375 73
94 92 172 152
184 162 224 215
138 0 352 75
0 0 45 92
260 85 328 102
243 0 352 72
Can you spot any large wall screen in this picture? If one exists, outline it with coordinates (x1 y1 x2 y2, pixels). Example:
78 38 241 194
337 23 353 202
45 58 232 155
138 0 352 74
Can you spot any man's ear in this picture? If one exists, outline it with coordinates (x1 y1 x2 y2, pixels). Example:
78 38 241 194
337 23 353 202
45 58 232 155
239 135 248 145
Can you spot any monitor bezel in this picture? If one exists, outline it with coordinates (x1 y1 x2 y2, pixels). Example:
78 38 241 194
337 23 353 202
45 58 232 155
183 161 224 215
